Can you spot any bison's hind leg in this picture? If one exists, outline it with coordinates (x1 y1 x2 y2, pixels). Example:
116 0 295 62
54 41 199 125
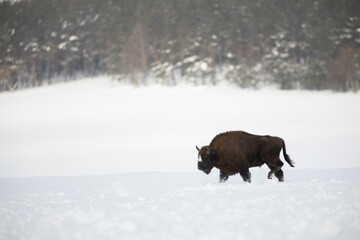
267 160 284 181
239 169 251 183
219 171 229 183
275 169 284 182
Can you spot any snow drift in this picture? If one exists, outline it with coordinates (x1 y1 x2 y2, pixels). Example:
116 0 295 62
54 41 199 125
1 170 359 240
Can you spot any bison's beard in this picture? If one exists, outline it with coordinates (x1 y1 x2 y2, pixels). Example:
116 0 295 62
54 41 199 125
198 164 213 175
203 168 212 174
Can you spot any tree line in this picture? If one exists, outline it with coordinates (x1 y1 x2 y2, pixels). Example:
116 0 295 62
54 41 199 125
1 0 359 92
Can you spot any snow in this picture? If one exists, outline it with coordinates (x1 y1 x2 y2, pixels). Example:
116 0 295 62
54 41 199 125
0 76 359 176
226 52 234 58
58 42 67 50
69 35 79 41
1 76 360 239
1 170 359 239
182 55 198 64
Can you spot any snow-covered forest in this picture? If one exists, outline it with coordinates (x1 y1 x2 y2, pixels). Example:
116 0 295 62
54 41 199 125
1 0 360 92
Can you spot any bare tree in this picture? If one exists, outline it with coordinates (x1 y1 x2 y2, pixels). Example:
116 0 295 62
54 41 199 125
331 44 360 92
122 6 149 85
0 65 18 91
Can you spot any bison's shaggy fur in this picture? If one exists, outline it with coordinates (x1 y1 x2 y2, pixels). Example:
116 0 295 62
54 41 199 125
197 131 294 182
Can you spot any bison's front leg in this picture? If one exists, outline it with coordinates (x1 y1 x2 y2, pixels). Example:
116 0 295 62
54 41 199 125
219 171 229 183
239 169 251 183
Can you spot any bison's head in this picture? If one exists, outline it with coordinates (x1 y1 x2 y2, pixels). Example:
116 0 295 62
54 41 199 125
196 145 216 174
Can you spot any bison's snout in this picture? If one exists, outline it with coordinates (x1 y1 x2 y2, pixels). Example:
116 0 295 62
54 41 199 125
197 162 203 171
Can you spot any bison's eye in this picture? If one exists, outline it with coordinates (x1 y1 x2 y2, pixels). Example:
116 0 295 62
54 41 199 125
200 155 208 162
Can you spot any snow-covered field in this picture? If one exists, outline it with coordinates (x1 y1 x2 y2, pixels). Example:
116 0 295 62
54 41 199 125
1 170 359 240
1 76 360 239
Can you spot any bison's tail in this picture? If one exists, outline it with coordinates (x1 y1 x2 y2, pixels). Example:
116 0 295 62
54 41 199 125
282 139 295 167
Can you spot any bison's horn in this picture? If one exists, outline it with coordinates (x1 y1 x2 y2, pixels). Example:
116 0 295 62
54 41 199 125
196 146 200 151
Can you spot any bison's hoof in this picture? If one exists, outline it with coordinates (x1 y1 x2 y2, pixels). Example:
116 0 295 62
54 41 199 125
267 172 273 179
243 179 251 183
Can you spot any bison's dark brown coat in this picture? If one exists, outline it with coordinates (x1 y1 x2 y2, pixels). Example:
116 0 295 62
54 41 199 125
196 131 294 182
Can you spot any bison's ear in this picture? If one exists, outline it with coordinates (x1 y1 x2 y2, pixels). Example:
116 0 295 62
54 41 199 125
196 146 200 152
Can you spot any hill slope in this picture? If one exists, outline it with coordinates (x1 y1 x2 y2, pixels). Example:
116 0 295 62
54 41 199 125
1 76 359 177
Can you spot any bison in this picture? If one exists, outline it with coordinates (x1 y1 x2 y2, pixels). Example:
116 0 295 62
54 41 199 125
196 131 295 182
